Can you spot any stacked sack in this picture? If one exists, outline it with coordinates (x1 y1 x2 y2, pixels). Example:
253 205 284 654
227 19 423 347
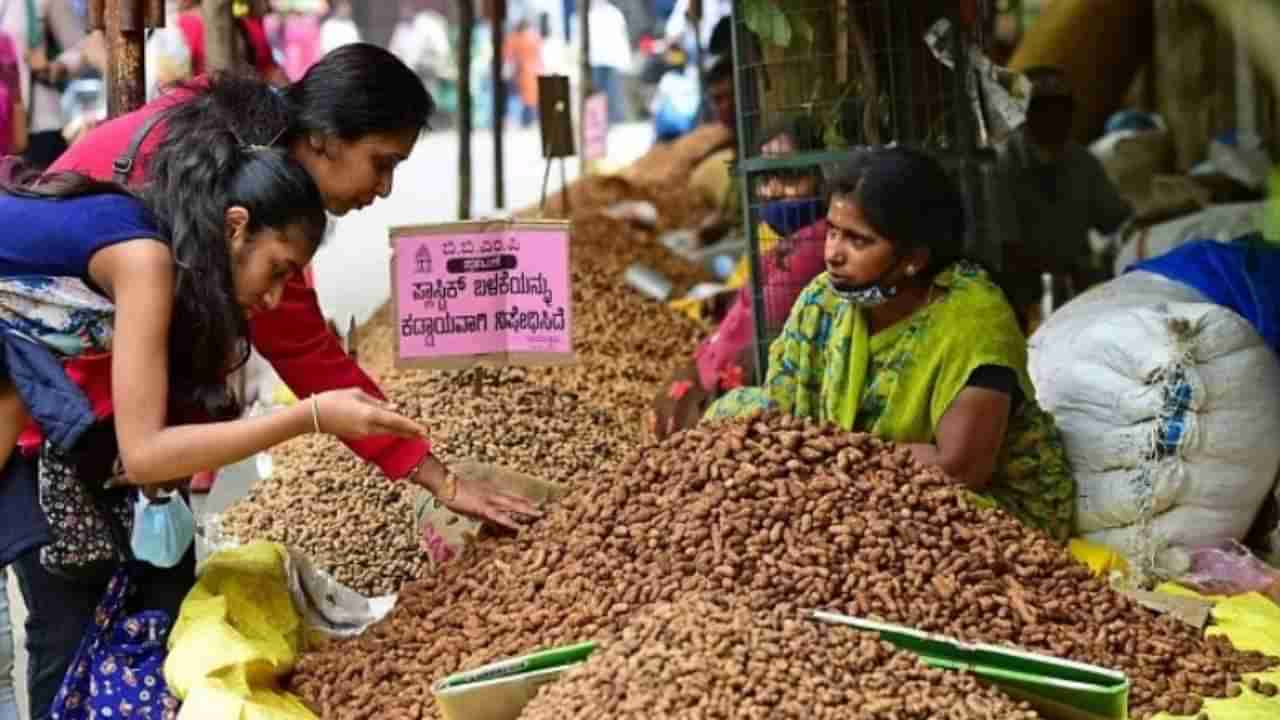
1029 270 1280 572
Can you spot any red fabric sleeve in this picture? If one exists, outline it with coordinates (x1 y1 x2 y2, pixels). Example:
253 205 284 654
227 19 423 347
249 274 431 479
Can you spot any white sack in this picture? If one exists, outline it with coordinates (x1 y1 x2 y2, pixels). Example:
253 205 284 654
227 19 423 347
1029 271 1280 564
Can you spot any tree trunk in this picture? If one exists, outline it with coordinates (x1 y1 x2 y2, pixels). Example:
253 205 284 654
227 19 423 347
203 0 236 73
458 0 475 219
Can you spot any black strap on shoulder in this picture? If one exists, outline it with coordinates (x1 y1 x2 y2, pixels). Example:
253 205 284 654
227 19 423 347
112 107 173 185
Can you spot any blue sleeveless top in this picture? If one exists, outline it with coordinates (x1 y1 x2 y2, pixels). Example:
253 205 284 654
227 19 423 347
0 192 166 357
0 192 164 282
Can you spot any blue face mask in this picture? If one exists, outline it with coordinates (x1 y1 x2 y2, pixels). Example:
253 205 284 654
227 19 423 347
131 490 195 568
762 198 826 237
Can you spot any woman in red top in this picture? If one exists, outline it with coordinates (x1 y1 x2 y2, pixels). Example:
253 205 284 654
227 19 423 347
48 44 538 527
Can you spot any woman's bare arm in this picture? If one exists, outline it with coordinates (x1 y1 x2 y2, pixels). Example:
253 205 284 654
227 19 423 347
91 240 424 485
903 387 1011 490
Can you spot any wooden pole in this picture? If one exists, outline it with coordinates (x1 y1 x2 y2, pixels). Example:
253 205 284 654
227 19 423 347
97 0 148 118
459 0 475 219
203 0 237 72
491 0 507 209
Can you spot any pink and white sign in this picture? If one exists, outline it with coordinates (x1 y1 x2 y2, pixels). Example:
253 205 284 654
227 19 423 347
583 92 609 162
391 221 574 369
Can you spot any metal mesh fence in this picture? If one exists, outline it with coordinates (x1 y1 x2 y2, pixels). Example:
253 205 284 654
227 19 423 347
729 0 1003 382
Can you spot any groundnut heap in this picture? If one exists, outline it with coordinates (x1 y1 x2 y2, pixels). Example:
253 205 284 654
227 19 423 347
219 367 637 596
521 595 1042 720
290 413 1278 720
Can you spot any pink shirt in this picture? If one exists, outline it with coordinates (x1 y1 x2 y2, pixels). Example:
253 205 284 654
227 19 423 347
694 220 828 391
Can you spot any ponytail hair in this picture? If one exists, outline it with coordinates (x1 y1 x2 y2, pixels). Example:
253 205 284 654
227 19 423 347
143 79 327 417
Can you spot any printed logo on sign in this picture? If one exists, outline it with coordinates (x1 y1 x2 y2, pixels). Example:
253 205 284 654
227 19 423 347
414 245 433 274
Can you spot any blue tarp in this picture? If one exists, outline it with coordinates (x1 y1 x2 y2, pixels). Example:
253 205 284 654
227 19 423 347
1128 237 1280 357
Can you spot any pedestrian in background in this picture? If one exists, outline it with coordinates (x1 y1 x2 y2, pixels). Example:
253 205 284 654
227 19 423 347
504 18 543 128
320 0 360 56
573 0 630 123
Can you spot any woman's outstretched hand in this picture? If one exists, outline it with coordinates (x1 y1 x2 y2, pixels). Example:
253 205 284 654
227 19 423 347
314 389 428 439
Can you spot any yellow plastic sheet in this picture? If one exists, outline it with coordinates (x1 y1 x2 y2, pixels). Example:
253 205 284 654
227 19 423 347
1068 540 1280 720
165 541 317 720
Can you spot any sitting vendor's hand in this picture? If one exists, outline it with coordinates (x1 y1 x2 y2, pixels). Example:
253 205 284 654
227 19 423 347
650 363 713 440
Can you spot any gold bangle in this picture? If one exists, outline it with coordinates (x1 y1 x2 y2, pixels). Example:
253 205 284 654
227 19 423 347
440 469 458 503
310 394 321 434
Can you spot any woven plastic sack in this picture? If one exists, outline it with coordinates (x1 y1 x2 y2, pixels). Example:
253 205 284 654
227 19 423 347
1030 271 1280 570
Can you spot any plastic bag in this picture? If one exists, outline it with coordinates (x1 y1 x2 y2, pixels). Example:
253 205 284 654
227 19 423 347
1177 541 1280 602
166 542 317 719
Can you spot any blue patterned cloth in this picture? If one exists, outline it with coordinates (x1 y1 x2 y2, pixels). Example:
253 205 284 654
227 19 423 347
50 570 180 720
0 276 115 358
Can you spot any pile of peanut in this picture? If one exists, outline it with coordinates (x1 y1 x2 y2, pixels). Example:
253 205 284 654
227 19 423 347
290 414 1279 719
219 367 638 595
521 596 1042 720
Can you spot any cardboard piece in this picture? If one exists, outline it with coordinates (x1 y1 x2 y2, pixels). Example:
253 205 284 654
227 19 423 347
811 611 1129 720
1123 589 1214 630
390 220 575 370
433 642 596 720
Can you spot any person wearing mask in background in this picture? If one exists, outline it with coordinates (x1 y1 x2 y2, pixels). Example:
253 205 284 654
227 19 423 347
503 18 543 128
320 0 360 56
175 0 288 86
572 0 630 124
658 118 831 433
995 66 1132 329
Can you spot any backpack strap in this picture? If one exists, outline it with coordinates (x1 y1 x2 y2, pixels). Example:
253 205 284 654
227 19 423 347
112 107 171 184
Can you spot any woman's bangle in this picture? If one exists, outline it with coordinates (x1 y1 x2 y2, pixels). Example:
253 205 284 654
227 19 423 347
408 455 458 503
310 394 321 434
440 469 458 503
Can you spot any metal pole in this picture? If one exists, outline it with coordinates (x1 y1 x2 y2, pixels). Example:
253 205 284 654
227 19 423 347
578 0 591 176
491 0 507 209
729 2 768 384
459 0 476 219
97 0 149 118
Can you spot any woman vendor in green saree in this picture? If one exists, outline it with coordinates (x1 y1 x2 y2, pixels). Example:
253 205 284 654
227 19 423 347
706 147 1075 542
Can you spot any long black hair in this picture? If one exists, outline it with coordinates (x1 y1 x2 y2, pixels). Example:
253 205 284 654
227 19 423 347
824 146 968 278
143 77 327 417
2 78 327 418
286 42 435 140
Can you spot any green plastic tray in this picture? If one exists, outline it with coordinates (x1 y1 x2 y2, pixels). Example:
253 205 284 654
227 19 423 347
810 611 1129 720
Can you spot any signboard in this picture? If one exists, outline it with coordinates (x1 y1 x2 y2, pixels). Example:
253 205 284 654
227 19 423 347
582 92 609 162
391 220 574 369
